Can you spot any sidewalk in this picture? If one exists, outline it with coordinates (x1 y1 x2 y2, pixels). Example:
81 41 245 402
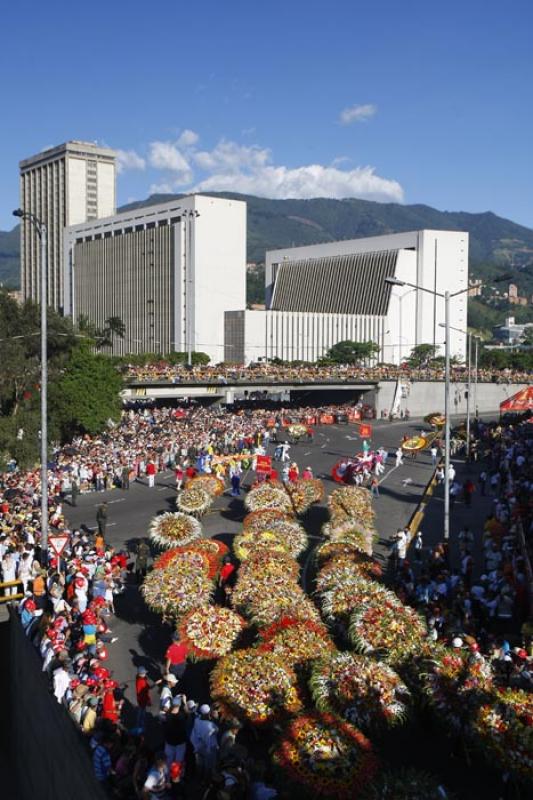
411 453 494 580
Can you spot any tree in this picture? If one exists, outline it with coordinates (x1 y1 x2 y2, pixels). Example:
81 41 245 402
407 343 439 368
521 327 533 346
76 314 126 350
325 340 380 364
49 343 123 440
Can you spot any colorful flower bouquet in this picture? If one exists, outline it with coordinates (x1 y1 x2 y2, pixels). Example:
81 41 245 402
320 573 391 623
178 604 245 660
285 479 324 514
141 553 213 620
153 540 227 579
310 652 410 731
176 485 212 517
186 474 225 496
244 483 294 514
420 649 493 730
233 527 308 560
211 648 302 725
329 486 375 523
471 688 533 783
258 616 334 667
149 512 202 549
272 712 378 799
243 509 294 531
251 593 323 629
315 540 371 565
349 596 427 667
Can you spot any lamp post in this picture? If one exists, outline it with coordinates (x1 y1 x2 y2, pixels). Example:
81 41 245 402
13 208 48 564
439 322 472 459
385 273 512 542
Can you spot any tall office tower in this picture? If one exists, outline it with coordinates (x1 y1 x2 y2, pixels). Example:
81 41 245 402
19 141 116 310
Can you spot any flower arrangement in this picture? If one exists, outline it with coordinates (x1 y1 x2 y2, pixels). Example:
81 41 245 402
141 553 213 620
349 596 427 667
211 648 302 725
420 649 493 730
251 593 323 629
272 712 378 799
285 479 324 514
471 688 533 783
244 483 294 514
149 512 202 549
186 474 225 496
176 485 212 517
315 540 370 565
320 573 392 623
401 436 427 452
233 527 308 561
178 604 246 660
243 509 294 531
328 486 375 523
288 423 308 439
153 541 227 579
322 521 374 555
363 768 454 800
310 652 410 731
258 615 334 667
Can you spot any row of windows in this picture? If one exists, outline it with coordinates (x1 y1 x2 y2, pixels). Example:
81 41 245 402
74 217 176 244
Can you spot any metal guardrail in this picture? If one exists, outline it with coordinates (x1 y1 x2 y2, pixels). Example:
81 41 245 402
0 579 24 604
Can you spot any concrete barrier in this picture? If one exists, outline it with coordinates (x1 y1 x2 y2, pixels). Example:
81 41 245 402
375 381 529 417
8 611 107 800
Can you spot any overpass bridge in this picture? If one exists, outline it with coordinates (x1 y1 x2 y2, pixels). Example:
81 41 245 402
121 378 378 404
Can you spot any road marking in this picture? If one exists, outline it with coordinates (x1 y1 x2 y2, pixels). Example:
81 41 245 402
321 443 326 448
93 498 125 506
304 451 311 456
345 435 358 440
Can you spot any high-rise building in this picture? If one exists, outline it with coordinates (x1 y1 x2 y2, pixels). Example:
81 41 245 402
19 141 116 310
64 194 246 363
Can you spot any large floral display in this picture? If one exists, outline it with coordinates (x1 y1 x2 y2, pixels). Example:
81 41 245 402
233 524 308 560
141 551 214 620
349 595 428 667
310 652 410 731
272 712 379 799
258 616 335 668
178 604 245 660
176 484 213 517
472 688 533 783
211 648 302 724
244 483 294 514
149 512 202 549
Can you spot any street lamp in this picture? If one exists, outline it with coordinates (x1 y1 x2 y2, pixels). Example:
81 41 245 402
13 208 49 565
385 273 512 542
439 322 472 459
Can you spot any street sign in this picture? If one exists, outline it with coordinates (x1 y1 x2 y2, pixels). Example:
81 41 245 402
256 455 272 475
49 534 69 557
359 423 373 438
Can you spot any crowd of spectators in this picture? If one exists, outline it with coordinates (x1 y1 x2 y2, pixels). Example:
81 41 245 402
124 361 532 386
392 413 533 688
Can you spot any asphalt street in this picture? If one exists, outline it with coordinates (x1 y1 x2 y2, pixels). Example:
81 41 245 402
63 417 437 724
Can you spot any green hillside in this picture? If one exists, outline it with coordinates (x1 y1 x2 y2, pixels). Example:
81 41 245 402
2 194 533 319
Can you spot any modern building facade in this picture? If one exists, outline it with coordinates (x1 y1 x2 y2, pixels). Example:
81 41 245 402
64 194 246 363
225 230 469 364
19 141 116 310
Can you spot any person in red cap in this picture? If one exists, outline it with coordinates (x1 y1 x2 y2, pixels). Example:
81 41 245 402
164 634 188 681
146 460 157 488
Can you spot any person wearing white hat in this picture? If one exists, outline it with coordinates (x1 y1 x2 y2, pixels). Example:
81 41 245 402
158 674 177 718
190 703 218 775
452 637 463 648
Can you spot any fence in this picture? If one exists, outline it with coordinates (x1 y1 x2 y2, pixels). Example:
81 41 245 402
8 609 107 800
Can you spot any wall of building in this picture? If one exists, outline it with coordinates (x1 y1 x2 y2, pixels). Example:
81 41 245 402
373 381 529 417
96 161 116 218
265 230 469 365
67 157 88 225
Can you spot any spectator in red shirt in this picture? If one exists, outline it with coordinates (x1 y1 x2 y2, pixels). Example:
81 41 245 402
135 666 152 731
146 460 157 488
218 556 236 605
164 634 188 680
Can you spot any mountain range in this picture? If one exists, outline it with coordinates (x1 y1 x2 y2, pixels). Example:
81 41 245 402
2 192 533 307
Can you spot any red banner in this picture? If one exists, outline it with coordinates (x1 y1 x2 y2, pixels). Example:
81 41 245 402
359 423 373 438
256 455 272 474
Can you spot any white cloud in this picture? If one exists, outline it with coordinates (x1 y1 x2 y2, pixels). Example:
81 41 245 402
148 141 192 182
339 103 377 125
193 140 270 173
135 128 402 203
193 163 403 203
116 149 146 173
176 129 199 148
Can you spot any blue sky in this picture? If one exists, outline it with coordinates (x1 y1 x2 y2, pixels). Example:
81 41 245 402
1 0 532 230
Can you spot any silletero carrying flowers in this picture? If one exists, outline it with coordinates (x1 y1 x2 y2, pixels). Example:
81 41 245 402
176 485 213 517
210 648 302 725
149 512 202 549
178 604 245 661
310 652 410 732
272 712 379 799
141 551 213 621
349 594 427 667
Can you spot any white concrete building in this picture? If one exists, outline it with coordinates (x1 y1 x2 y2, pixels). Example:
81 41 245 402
64 194 246 363
19 141 116 310
225 230 468 364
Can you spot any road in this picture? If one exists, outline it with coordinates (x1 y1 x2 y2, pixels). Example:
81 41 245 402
63 417 436 729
